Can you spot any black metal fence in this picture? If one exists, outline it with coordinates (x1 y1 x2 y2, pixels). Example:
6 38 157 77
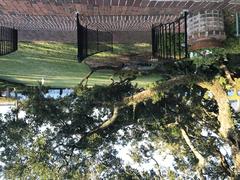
152 12 189 60
0 26 18 56
77 13 113 62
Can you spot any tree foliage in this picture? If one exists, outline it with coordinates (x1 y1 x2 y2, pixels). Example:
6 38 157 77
0 50 240 179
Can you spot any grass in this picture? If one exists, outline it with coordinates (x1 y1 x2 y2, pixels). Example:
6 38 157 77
0 42 161 88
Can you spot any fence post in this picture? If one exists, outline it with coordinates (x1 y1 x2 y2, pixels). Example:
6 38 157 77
173 22 176 60
156 28 158 56
165 24 168 59
76 13 82 62
11 28 13 51
85 25 88 57
158 28 160 56
184 11 188 58
178 20 181 59
169 23 172 59
161 24 163 58
3 27 6 55
111 32 113 52
11 28 14 52
8 27 10 52
159 26 161 58
152 26 155 57
162 25 164 58
0 27 2 56
97 29 99 51
16 29 18 51
14 29 16 51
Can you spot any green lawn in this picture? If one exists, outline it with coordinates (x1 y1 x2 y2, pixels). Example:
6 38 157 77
0 41 161 88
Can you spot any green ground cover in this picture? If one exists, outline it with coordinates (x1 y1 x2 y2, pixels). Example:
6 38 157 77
0 42 160 88
224 38 240 53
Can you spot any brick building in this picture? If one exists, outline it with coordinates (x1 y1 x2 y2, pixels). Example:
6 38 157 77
0 0 240 44
188 10 226 50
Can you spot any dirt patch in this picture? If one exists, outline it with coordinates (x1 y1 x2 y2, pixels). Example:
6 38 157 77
84 52 153 71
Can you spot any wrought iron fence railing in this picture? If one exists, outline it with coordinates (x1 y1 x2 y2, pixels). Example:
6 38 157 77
152 12 189 60
77 13 113 62
0 26 18 56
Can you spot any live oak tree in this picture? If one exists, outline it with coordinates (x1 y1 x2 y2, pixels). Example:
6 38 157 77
0 49 240 179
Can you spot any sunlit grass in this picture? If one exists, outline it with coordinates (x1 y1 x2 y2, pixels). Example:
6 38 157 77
134 43 151 48
0 42 159 88
94 52 119 58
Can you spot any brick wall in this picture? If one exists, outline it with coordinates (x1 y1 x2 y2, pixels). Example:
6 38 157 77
112 31 151 44
0 0 239 32
18 29 151 44
18 29 77 43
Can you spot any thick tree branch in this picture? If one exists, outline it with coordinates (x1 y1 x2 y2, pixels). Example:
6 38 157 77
73 105 120 149
220 64 235 85
74 75 202 145
197 80 240 176
197 80 234 139
89 105 120 134
180 126 206 180
124 75 197 106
